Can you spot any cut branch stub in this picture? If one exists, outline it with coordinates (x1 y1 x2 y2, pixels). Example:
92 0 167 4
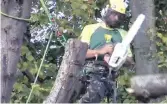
43 39 88 103
128 74 167 98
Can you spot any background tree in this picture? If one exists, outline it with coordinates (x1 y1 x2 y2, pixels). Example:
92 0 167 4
1 0 33 103
130 0 158 75
129 0 167 102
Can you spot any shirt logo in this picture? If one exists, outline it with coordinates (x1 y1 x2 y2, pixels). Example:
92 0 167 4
104 34 112 43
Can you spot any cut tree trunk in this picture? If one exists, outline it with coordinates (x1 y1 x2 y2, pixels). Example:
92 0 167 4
128 74 167 98
1 0 32 103
43 39 88 103
130 0 159 75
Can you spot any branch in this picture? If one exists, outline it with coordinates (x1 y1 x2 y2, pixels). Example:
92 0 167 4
127 74 167 99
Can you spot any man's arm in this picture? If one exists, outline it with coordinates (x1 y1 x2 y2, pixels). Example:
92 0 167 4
86 49 98 58
79 25 98 59
86 45 113 59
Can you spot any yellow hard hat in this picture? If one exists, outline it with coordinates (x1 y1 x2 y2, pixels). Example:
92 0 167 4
109 0 127 14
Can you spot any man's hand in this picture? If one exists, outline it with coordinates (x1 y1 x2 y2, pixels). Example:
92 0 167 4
103 54 110 63
85 44 113 59
97 44 113 55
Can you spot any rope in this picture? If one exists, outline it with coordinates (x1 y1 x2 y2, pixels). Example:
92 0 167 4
26 0 67 103
0 11 31 22
39 0 53 23
26 0 55 103
39 0 67 42
26 31 53 103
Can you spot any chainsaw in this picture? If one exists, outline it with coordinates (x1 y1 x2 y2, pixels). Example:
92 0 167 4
107 14 145 103
108 14 145 71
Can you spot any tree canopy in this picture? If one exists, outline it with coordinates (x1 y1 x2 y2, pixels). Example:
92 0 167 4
5 0 167 103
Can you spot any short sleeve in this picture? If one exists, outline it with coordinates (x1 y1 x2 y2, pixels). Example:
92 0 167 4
79 25 92 45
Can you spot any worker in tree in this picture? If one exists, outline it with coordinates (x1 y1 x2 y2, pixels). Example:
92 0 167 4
78 0 134 103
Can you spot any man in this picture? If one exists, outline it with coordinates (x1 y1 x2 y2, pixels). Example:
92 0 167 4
78 0 133 103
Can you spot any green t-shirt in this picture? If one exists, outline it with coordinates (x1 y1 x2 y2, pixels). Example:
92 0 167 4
79 22 132 57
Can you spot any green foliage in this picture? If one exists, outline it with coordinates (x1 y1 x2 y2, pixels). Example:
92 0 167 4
155 0 167 33
156 32 167 72
117 68 137 103
12 44 57 103
155 0 167 73
10 0 167 103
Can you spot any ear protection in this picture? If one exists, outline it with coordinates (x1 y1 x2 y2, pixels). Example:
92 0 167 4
101 5 110 18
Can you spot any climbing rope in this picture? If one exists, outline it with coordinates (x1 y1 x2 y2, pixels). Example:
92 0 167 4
0 11 31 22
39 0 67 45
26 31 53 104
26 0 66 103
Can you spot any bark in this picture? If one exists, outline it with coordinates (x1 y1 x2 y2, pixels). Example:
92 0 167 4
1 0 32 103
129 74 167 98
129 0 166 102
43 39 88 103
130 0 159 75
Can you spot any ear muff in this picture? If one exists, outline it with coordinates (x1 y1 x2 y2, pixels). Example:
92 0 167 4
101 5 110 18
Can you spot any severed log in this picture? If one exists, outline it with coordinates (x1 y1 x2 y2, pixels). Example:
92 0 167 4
43 39 88 103
127 74 167 99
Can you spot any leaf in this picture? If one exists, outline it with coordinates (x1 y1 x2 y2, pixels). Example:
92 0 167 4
42 80 53 89
22 62 28 69
81 4 88 10
26 54 34 61
21 46 29 55
14 83 23 92
39 71 45 79
22 76 28 84
17 63 21 68
118 76 126 85
30 68 37 75
31 84 41 96
48 57 53 61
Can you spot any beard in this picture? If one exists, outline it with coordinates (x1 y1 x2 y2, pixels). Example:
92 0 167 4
104 16 121 28
103 9 125 28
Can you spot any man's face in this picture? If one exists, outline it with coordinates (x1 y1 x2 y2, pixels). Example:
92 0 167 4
104 9 125 28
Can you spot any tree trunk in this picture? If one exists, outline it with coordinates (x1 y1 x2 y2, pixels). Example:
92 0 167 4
1 0 32 103
130 0 158 75
129 74 167 98
129 0 165 102
43 39 88 103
